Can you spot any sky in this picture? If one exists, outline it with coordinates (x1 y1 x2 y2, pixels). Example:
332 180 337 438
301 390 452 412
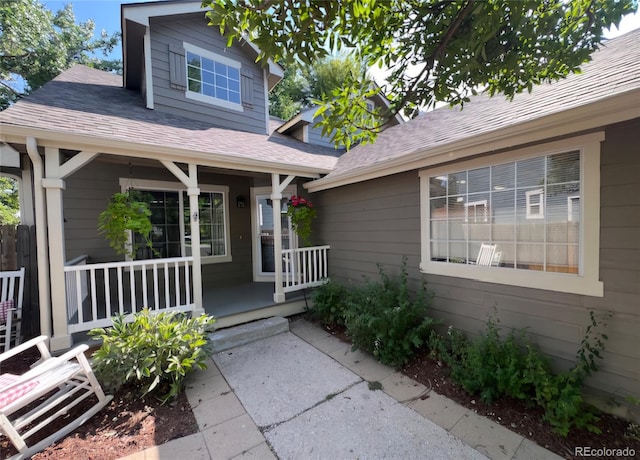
43 0 640 64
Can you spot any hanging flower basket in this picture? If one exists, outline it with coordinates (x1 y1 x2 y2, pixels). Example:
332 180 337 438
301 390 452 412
98 190 154 258
286 195 317 246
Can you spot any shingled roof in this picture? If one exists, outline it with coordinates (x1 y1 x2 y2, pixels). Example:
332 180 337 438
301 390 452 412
308 28 640 190
0 65 339 175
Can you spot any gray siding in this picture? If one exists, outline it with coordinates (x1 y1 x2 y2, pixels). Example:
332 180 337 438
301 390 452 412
149 14 268 134
63 158 254 287
313 118 640 402
308 122 338 149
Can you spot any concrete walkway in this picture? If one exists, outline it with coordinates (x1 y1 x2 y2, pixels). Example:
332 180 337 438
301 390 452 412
121 318 562 460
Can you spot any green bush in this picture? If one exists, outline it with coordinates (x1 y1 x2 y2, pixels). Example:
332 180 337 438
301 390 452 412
434 310 610 436
89 309 216 404
343 260 438 367
311 281 351 325
449 317 539 403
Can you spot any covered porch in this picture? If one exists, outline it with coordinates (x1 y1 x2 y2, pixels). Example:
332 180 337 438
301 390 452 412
5 137 334 351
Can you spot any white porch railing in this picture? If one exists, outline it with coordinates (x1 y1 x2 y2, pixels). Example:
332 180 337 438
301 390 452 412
282 245 330 293
64 255 89 322
63 256 194 333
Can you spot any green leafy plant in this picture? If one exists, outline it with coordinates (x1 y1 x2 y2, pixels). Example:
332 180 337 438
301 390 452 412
286 195 317 245
98 190 153 257
89 309 216 404
343 259 438 367
435 309 611 437
533 310 611 436
311 280 350 325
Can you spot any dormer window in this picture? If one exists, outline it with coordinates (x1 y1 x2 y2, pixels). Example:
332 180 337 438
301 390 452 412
184 43 243 111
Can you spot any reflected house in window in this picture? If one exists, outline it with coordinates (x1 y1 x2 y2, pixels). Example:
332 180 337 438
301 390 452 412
426 150 581 272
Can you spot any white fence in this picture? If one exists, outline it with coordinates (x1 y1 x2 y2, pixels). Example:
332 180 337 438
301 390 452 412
63 256 194 333
282 246 330 293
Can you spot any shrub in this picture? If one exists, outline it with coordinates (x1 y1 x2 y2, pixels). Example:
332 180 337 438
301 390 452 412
434 310 611 437
311 281 351 325
89 309 216 404
343 260 438 367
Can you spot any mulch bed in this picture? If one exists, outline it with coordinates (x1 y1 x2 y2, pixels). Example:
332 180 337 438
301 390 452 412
1 347 199 460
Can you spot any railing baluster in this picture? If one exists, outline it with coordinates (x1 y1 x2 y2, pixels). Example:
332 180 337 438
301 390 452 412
130 263 136 313
75 271 84 325
117 266 124 314
174 260 180 307
185 260 191 305
90 268 97 322
164 262 170 309
142 263 148 308
104 268 111 320
153 263 159 311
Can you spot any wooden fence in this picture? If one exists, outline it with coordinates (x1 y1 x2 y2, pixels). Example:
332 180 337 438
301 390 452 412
0 224 39 339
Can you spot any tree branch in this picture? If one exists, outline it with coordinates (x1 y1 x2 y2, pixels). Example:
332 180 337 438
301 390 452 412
385 0 477 120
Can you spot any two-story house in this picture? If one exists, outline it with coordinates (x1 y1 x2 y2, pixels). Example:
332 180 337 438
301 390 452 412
0 0 352 351
1 0 639 417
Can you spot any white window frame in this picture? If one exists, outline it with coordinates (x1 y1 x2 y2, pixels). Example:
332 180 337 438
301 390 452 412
464 199 488 223
419 132 604 297
567 195 580 222
525 189 544 219
119 178 232 264
183 42 243 112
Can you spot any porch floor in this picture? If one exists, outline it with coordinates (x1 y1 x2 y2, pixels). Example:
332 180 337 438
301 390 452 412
203 282 308 319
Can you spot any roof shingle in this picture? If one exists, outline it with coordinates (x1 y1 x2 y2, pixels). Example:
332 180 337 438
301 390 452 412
0 65 339 173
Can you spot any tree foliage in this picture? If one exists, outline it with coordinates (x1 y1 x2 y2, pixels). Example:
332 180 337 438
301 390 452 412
204 0 637 147
0 177 20 225
269 54 364 120
0 0 121 110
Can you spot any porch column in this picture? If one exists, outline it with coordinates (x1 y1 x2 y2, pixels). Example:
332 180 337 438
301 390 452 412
271 173 295 303
160 161 204 315
187 183 204 316
43 147 71 350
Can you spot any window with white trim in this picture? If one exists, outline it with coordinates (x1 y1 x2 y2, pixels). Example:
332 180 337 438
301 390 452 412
121 180 231 264
419 133 604 297
184 43 242 111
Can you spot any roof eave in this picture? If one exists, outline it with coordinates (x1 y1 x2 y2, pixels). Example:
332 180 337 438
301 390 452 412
305 88 640 193
0 125 332 179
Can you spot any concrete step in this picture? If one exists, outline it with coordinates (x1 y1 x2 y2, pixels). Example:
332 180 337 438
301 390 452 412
209 316 289 353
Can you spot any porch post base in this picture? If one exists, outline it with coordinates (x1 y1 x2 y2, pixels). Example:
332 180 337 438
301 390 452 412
273 292 286 303
50 334 72 352
192 307 206 317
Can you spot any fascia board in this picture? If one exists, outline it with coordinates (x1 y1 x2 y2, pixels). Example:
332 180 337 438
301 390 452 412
122 1 203 26
305 88 640 193
0 125 329 178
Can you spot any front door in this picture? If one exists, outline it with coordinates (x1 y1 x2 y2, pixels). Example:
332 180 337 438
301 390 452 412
251 187 295 281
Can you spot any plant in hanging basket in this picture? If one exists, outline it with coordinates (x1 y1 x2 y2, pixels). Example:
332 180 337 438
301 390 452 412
286 195 317 246
98 190 154 257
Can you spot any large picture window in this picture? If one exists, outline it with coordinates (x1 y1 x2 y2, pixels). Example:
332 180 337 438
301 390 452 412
419 133 604 296
121 179 231 264
184 43 242 111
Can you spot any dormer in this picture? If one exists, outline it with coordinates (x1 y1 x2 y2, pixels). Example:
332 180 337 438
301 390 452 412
121 0 283 135
275 92 404 149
